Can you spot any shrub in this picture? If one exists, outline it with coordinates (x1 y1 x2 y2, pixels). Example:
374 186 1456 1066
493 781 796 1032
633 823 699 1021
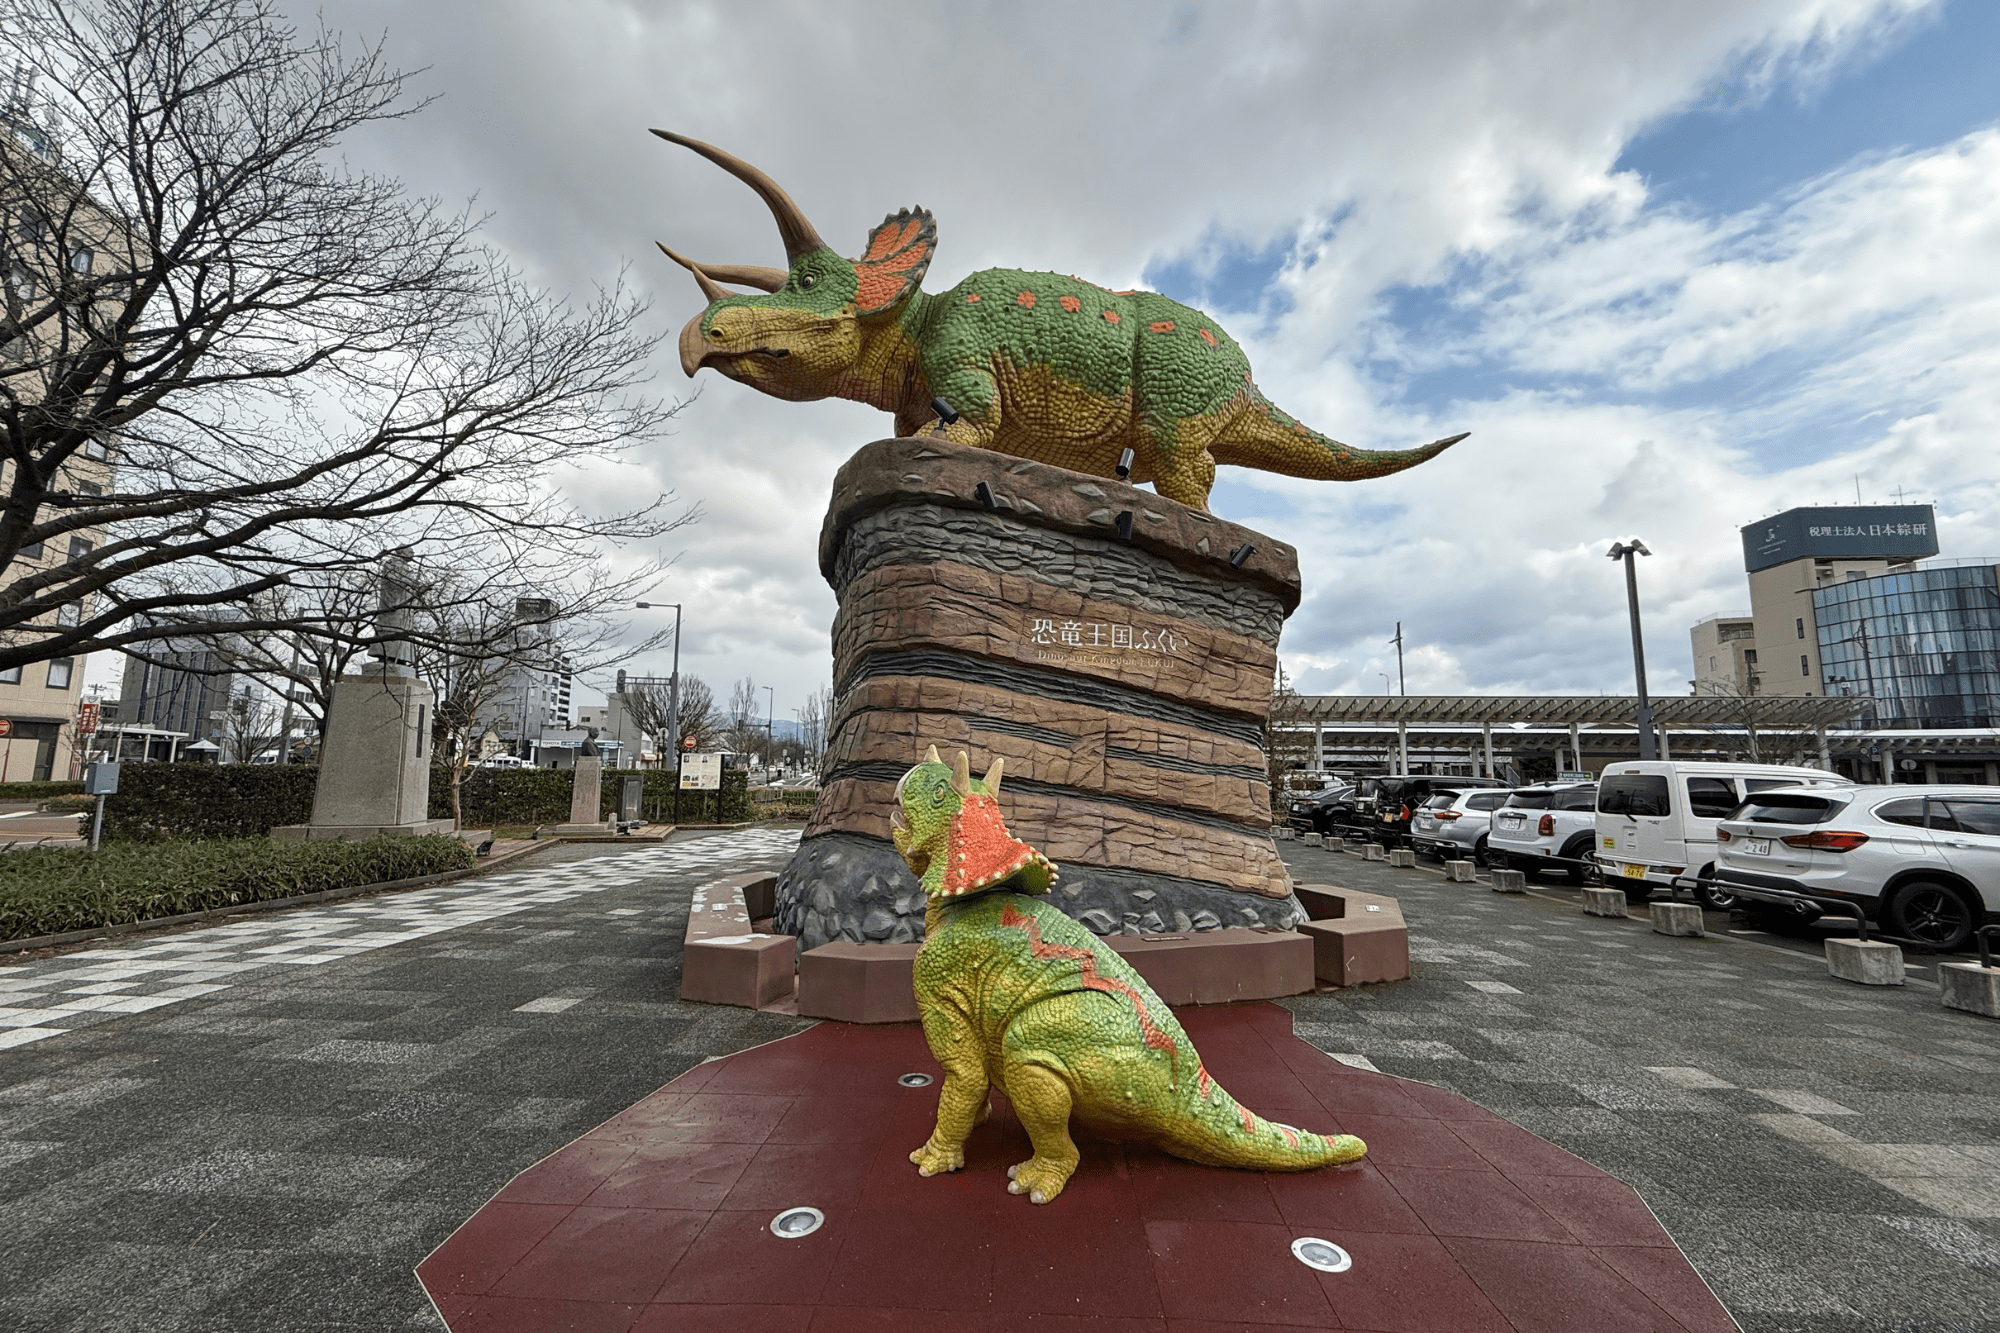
0 780 85 801
0 835 475 941
102 764 319 842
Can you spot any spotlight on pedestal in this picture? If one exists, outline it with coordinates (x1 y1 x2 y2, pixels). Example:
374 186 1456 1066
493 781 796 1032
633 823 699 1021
1115 510 1134 540
1229 543 1255 568
1115 447 1135 479
929 396 958 436
974 481 997 509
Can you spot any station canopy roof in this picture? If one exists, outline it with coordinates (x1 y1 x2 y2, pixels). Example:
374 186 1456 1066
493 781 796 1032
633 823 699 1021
1283 695 1869 729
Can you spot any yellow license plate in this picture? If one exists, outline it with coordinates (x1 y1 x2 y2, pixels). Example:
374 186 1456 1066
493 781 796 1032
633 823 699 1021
1621 863 1647 879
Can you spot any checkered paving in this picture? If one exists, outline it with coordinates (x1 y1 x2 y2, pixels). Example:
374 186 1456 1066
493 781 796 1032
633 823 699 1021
0 829 801 1051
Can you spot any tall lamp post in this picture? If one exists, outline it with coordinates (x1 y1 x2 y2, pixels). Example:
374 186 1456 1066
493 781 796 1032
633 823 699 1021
636 601 681 779
1607 540 1658 761
763 684 775 777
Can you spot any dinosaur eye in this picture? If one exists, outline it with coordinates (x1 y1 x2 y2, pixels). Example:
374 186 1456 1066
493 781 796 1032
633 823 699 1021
798 273 816 290
933 782 946 801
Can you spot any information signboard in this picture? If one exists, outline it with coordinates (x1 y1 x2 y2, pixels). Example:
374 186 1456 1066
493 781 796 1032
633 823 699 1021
680 751 722 791
77 702 99 735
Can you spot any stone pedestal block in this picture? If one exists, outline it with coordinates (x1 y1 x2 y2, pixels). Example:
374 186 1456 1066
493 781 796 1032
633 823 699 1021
272 671 454 841
569 756 607 828
1361 844 1387 862
1939 962 2000 1016
1582 887 1629 918
1825 938 1905 986
1650 901 1705 937
1388 848 1416 868
1445 860 1476 882
775 438 1309 951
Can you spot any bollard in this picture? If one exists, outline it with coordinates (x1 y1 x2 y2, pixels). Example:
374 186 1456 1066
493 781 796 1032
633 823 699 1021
1445 860 1476 882
1326 837 1346 853
1649 901 1704 938
1825 937 1904 986
1490 869 1526 894
1581 887 1628 918
1302 832 1322 847
1388 848 1416 868
1939 962 2000 1017
1275 826 1295 841
1362 843 1387 862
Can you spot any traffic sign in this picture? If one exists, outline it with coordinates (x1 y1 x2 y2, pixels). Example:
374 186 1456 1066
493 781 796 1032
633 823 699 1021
0 718 14 739
682 734 697 751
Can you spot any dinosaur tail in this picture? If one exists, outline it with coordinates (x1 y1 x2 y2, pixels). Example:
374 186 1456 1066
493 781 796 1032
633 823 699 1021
1210 383 1466 483
1158 1063 1367 1172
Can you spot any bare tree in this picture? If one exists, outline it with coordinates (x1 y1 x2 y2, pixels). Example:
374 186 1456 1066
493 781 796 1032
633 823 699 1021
1263 663 1314 813
793 683 832 780
724 675 765 758
0 0 687 675
215 684 276 764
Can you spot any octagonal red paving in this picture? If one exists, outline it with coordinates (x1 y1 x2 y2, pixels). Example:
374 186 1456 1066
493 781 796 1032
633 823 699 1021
417 1002 1736 1331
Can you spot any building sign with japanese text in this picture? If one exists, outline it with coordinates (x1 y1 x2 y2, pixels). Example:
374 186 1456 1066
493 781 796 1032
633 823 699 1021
1742 504 1939 574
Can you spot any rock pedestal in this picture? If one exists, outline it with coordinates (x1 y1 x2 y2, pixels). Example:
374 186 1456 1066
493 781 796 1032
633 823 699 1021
273 672 455 841
775 438 1306 951
545 755 612 836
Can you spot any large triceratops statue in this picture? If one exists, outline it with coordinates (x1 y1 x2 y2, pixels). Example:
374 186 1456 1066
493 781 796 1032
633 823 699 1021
653 130 1465 512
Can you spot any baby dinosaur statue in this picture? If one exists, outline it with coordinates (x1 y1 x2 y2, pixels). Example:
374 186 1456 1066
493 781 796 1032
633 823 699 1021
653 130 1465 512
891 745 1367 1204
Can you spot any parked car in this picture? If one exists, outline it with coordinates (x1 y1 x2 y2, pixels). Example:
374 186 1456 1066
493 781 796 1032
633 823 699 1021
1368 775 1508 847
1287 784 1357 836
1411 788 1515 864
1488 782 1600 883
1595 760 1851 905
1715 784 2000 951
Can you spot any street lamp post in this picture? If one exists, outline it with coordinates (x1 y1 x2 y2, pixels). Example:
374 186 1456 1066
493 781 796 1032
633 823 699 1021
1607 539 1658 761
764 684 775 778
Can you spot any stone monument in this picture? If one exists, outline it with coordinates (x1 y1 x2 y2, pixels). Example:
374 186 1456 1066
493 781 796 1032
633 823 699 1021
775 438 1308 948
545 727 612 835
274 549 456 841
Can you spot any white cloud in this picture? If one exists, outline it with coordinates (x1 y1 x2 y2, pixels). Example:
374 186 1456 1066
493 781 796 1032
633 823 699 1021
244 0 1962 713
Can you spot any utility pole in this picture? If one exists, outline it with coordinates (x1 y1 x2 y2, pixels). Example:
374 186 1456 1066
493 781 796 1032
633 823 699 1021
764 684 775 776
1390 623 1406 696
1608 540 1658 760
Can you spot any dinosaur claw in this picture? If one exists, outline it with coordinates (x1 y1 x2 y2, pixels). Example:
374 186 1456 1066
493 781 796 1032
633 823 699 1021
1030 1190 1048 1204
1006 1164 1019 1179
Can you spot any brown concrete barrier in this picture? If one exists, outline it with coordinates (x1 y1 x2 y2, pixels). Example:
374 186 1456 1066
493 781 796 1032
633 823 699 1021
1293 884 1410 987
678 872 798 1010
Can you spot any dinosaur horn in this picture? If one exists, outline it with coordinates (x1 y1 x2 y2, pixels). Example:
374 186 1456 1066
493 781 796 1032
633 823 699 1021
651 129 829 262
658 243 733 303
924 745 940 764
951 750 972 798
982 757 1003 796
656 244 788 293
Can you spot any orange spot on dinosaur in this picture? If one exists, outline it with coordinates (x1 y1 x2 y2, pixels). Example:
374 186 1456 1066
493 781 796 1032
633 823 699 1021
1000 902 1178 1088
966 293 981 303
1102 310 1120 324
1017 291 1036 308
1239 1105 1257 1135
1148 320 1174 334
1198 327 1217 347
1059 295 1081 313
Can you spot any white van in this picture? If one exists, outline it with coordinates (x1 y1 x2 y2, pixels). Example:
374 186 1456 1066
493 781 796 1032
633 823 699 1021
1595 761 1851 907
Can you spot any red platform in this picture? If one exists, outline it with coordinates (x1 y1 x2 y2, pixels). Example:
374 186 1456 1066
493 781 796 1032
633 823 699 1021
417 1004 1735 1331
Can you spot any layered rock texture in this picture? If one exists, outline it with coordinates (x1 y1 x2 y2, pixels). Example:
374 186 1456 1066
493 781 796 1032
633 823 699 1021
775 438 1307 951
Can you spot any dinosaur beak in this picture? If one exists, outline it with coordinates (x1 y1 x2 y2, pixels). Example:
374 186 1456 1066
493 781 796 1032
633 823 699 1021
678 311 710 377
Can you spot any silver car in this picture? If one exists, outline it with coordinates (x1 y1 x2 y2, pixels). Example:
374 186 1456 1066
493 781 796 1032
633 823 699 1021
1715 784 2000 951
1411 789 1514 864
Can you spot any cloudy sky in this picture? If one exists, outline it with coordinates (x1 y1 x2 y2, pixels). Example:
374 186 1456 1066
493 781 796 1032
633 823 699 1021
265 0 1999 721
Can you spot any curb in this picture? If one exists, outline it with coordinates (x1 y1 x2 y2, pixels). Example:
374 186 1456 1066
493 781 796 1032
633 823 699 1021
1 838 563 956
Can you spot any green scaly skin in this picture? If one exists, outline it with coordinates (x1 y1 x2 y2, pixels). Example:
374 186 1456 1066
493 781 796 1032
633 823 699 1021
680 229 1466 512
892 756 1367 1205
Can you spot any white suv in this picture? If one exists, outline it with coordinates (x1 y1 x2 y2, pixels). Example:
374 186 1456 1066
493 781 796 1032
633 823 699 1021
1715 784 2000 952
1489 782 1599 884
1411 789 1514 864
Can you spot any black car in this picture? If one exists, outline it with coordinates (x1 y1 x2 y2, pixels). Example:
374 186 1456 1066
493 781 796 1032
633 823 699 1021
1286 784 1356 836
1367 775 1508 846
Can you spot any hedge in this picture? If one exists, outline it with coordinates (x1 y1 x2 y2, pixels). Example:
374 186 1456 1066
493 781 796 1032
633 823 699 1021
0 780 84 801
0 835 474 941
430 765 754 826
102 764 318 842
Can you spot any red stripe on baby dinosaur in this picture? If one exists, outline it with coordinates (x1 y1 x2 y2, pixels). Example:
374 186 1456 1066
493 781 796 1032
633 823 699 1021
1000 902 1178 1089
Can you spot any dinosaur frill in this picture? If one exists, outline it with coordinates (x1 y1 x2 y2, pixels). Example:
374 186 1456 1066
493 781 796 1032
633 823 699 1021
939 792 1055 899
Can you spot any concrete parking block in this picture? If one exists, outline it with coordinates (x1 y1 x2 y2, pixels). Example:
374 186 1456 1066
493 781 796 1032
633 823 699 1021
1650 901 1704 938
1825 937 1905 986
1361 843 1387 862
1582 887 1629 918
1325 836 1345 852
1445 860 1476 882
1939 961 2000 1016
1302 832 1321 847
1388 848 1416 868
1490 869 1526 893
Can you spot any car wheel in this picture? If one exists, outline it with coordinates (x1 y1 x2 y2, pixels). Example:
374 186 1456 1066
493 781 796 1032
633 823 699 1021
1471 835 1491 869
1557 836 1597 886
1691 863 1737 910
1886 880 1977 952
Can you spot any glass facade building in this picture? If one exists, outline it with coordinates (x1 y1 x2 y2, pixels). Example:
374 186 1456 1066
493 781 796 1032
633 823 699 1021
1813 564 2000 728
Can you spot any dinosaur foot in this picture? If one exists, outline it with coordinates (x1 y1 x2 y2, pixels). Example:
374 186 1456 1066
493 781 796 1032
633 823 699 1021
910 1138 965 1177
1005 1153 1077 1205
